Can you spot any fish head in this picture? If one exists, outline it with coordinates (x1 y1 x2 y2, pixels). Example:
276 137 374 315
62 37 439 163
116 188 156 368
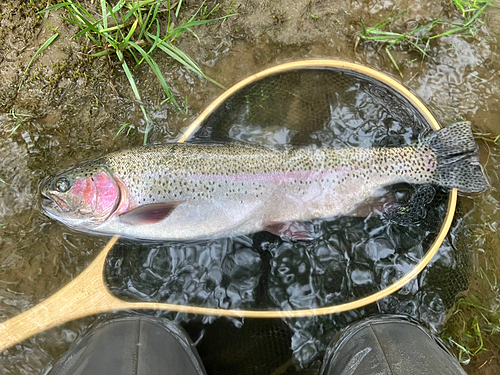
41 160 120 230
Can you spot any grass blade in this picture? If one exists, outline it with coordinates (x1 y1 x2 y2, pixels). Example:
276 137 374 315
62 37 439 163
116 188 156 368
385 47 403 78
117 51 141 101
123 18 139 44
39 0 227 143
175 0 183 18
106 2 126 42
91 50 111 57
101 0 108 29
38 3 72 14
463 3 489 28
145 2 160 34
118 51 152 144
8 123 24 137
18 33 59 91
129 41 179 107
357 0 493 76
113 123 132 139
148 33 224 88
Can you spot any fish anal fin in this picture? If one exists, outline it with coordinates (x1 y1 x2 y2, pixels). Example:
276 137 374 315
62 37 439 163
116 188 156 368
119 201 184 226
264 221 313 241
345 194 395 217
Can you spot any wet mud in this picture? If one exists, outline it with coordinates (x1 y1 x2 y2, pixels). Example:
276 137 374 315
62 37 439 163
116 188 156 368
1 0 500 374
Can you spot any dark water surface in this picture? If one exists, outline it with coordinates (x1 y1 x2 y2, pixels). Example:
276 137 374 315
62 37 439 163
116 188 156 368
0 0 499 374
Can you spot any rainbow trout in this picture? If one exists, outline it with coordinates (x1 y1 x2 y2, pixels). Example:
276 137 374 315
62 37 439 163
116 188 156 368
41 122 488 241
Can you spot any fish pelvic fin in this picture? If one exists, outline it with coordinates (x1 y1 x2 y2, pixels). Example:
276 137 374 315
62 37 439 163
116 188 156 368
422 121 489 193
263 221 314 241
119 201 184 226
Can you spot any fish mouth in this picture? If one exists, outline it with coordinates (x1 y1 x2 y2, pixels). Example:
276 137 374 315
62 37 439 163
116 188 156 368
41 192 70 213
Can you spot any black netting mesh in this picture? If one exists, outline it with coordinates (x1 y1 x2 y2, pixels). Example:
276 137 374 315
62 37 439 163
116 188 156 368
104 67 472 373
192 69 425 148
183 318 296 375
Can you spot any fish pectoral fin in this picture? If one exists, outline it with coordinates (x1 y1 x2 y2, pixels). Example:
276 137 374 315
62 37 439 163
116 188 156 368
263 221 314 241
119 201 184 226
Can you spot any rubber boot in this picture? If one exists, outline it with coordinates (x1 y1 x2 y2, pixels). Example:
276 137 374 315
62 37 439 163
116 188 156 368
50 316 206 375
320 315 467 375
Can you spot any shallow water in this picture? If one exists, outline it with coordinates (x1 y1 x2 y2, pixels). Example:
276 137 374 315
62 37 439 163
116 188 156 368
1 0 500 374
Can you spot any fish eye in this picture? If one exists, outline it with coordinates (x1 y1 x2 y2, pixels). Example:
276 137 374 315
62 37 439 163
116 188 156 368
55 177 71 193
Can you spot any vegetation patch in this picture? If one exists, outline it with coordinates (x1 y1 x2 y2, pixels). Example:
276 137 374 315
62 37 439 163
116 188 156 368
442 270 500 365
356 0 495 77
33 0 233 144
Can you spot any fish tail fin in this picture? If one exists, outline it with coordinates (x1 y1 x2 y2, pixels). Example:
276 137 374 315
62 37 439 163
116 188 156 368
422 121 489 193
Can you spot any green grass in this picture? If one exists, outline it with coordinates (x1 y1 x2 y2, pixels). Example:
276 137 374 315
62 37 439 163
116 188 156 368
441 190 500 366
1 109 33 137
442 266 500 365
113 122 133 139
357 0 494 77
443 297 491 364
452 0 493 20
18 33 59 91
474 131 500 144
39 0 233 144
357 11 440 76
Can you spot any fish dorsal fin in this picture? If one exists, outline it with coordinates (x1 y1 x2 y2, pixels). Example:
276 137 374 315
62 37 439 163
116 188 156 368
119 201 184 226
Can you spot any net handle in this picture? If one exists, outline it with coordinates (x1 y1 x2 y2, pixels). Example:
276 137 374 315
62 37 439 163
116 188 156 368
0 60 456 352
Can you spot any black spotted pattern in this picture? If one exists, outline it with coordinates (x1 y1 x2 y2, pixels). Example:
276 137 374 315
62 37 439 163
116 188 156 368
103 142 441 207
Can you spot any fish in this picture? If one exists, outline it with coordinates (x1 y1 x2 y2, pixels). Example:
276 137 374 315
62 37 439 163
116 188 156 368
40 121 489 241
